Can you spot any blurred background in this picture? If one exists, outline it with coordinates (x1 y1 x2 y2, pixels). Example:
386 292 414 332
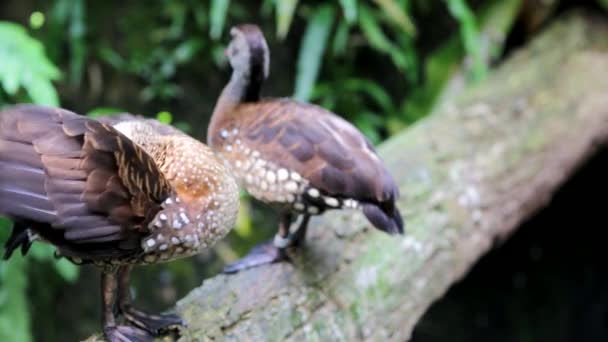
0 0 606 341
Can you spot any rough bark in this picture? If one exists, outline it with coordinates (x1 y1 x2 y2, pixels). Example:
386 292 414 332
89 11 608 342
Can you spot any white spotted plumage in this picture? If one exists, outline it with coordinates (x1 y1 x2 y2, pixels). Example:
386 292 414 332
111 120 239 265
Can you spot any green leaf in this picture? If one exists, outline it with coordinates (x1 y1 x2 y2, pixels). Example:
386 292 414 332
98 46 125 69
174 121 192 133
275 0 298 39
0 255 31 342
444 0 487 81
67 0 86 86
339 0 358 23
29 11 45 29
476 0 523 61
156 111 173 124
342 78 395 114
87 107 125 117
28 243 55 261
210 0 230 40
373 0 416 36
354 112 382 144
234 197 253 238
332 21 350 56
359 5 417 75
53 258 79 282
0 21 61 105
23 76 59 106
0 59 20 95
261 0 275 17
294 5 335 102
192 2 208 29
48 0 87 86
358 6 393 52
174 39 202 63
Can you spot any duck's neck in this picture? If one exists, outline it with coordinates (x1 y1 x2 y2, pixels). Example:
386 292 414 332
209 65 264 143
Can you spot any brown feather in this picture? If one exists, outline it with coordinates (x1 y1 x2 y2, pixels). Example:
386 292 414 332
220 99 396 202
1 104 240 264
0 105 173 258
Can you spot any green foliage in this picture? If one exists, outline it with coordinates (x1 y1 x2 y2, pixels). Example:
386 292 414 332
0 20 78 342
338 0 358 24
210 0 231 40
294 5 335 101
274 0 299 39
25 0 499 141
0 219 31 342
87 107 125 117
45 1 213 101
29 12 46 29
49 0 87 86
234 192 253 238
28 244 80 282
0 22 60 106
445 0 487 81
285 0 507 139
0 220 80 342
0 271 29 341
373 0 416 36
156 111 173 124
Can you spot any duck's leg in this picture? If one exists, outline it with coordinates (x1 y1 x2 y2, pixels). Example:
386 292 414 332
117 265 184 336
288 214 310 247
223 212 311 274
102 270 152 342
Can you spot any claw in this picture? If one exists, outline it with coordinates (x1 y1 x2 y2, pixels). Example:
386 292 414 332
121 306 185 336
104 325 153 342
223 241 289 274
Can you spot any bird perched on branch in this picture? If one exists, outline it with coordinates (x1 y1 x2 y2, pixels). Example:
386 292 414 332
208 24 403 273
0 105 239 342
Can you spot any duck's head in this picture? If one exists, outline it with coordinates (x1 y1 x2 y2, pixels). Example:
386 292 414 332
225 24 270 80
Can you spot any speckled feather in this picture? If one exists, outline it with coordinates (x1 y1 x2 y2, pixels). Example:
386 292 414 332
210 99 398 201
0 105 239 266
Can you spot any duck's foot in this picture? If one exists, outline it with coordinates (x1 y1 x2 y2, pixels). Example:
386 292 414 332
121 306 185 336
223 241 289 274
104 325 152 342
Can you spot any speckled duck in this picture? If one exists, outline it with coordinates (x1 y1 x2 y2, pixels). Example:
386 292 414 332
0 105 239 342
208 24 404 273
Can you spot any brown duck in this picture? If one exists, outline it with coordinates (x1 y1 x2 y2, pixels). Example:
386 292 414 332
0 105 239 341
208 24 403 273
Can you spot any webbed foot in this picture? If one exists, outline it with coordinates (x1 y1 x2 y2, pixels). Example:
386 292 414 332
223 241 289 274
104 325 152 342
121 306 185 336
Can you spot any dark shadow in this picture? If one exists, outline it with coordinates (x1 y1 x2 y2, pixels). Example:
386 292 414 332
411 147 608 342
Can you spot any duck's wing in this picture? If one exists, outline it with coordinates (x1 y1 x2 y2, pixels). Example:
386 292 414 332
236 100 399 203
0 105 173 257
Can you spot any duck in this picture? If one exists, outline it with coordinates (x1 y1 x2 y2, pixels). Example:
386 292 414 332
208 24 403 273
0 105 239 342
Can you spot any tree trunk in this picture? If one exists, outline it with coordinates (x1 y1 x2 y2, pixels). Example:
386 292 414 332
88 10 608 342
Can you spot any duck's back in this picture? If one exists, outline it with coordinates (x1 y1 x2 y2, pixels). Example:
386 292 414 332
211 98 399 219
